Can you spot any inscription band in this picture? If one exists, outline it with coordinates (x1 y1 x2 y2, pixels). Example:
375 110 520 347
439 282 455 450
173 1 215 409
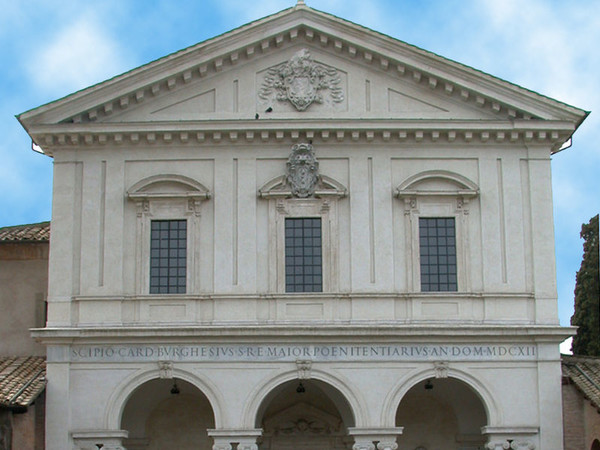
65 343 537 363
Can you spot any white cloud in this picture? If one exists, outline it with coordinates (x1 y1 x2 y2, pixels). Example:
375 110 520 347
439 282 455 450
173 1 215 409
560 337 573 355
478 0 600 109
28 15 127 96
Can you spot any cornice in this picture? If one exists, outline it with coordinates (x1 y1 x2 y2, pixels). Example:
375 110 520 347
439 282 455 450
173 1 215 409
31 324 574 345
30 119 575 156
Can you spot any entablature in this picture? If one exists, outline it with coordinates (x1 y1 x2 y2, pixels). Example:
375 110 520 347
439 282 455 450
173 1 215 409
30 119 575 157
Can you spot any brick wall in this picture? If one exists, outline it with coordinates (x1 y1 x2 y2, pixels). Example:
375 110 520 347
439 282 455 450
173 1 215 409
563 381 585 450
584 398 600 450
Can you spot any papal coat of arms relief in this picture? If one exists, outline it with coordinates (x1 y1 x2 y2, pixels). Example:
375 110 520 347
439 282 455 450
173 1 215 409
259 49 344 111
287 143 319 198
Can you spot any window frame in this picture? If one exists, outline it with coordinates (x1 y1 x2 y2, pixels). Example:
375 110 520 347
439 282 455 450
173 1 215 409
127 174 211 295
258 172 347 294
270 198 338 293
395 170 479 293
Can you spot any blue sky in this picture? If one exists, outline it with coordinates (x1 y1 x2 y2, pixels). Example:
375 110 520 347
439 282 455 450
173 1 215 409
1 0 598 333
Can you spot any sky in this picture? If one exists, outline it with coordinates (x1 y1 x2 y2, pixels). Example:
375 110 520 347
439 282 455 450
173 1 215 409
0 0 598 341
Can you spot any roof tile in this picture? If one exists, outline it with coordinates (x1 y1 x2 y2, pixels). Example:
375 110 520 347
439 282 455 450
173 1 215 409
0 356 46 408
0 222 50 242
562 354 600 410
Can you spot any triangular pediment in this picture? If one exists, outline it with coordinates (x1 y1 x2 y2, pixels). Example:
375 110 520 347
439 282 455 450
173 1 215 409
97 42 503 124
18 3 587 153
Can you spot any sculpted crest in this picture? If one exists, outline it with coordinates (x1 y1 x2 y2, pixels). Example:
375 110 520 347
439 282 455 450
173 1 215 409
286 143 319 198
260 49 344 111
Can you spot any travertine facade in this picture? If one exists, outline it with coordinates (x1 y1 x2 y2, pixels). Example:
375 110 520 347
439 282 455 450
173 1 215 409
18 3 587 450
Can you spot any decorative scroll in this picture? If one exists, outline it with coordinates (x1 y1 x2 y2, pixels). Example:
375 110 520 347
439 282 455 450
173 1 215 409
260 49 344 111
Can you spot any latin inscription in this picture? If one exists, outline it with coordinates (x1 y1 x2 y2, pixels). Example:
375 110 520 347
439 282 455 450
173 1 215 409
68 344 537 362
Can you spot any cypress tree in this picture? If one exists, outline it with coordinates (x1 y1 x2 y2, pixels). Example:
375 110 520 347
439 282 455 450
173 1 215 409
571 214 600 356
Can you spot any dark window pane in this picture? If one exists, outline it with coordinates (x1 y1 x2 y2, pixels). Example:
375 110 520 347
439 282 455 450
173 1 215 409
285 217 323 292
149 219 187 294
419 217 457 292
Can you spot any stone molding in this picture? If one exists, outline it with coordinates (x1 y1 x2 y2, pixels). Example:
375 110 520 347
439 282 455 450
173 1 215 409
207 429 262 450
71 429 128 450
258 174 347 199
32 123 572 157
348 427 403 450
32 323 573 342
482 426 538 450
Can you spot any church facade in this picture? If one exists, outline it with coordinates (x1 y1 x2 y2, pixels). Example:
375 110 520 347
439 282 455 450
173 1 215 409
18 3 587 450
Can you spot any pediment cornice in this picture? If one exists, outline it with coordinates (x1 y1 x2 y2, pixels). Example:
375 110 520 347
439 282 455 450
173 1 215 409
19 4 587 134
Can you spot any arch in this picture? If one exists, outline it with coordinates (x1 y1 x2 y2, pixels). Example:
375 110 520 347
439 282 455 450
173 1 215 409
382 367 498 427
104 366 225 430
395 170 479 198
127 174 211 200
242 368 366 429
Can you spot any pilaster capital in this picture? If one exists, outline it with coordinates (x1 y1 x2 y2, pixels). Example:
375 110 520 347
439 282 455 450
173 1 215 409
71 429 128 450
207 428 262 450
352 441 375 450
376 439 398 450
348 427 402 450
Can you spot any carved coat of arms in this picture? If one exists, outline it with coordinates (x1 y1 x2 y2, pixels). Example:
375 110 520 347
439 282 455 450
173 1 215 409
260 49 344 111
287 143 319 198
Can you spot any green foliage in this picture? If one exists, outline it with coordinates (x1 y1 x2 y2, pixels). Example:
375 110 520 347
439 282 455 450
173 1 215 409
571 214 600 356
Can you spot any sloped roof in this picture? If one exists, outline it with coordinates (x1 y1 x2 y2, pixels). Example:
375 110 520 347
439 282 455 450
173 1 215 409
562 354 600 410
0 356 46 409
0 221 50 242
